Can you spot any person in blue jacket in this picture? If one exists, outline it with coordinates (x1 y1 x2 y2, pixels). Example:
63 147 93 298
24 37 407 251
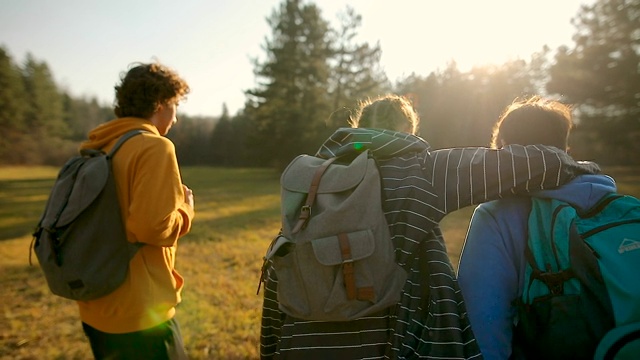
457 95 616 359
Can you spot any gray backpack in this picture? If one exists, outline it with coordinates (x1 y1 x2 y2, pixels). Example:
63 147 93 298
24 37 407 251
31 130 145 301
261 150 407 321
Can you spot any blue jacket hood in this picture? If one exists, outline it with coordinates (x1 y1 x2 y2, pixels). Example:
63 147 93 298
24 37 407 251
534 174 616 212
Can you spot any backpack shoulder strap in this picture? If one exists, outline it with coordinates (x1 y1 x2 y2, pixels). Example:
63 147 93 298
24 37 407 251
107 129 147 158
525 196 608 299
105 129 147 252
524 197 575 300
291 156 339 234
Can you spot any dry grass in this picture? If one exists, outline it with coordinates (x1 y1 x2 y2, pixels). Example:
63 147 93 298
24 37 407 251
0 166 282 360
1 165 638 359
602 166 640 198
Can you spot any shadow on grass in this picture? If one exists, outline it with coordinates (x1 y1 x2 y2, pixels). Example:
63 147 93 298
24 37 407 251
1 263 47 301
187 205 281 243
0 178 54 241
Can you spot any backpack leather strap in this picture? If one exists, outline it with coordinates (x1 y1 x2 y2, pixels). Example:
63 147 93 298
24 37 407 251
291 156 339 234
339 232 375 302
339 233 357 300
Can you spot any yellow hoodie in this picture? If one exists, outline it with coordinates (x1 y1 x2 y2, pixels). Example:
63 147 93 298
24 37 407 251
77 117 194 333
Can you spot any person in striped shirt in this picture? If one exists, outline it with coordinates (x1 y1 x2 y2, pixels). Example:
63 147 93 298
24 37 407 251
260 94 599 360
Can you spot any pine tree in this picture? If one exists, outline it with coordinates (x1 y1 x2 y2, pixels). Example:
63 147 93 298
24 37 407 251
62 94 112 141
210 104 234 166
546 0 640 158
22 53 68 138
0 47 28 163
326 7 389 129
245 0 333 169
0 47 27 130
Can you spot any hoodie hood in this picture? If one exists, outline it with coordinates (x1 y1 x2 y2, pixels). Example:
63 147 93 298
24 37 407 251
534 174 617 212
80 117 159 151
316 127 428 159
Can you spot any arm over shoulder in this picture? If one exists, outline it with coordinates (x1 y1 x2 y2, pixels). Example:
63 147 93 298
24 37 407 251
426 145 599 215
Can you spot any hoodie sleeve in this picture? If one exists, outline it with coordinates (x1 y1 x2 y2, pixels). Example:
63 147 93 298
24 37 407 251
458 202 526 360
126 136 194 246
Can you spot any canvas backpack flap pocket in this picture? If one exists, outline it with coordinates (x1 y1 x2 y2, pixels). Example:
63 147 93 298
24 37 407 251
57 155 110 227
274 229 379 320
41 156 109 230
312 229 375 266
281 151 369 194
41 156 84 229
312 230 377 310
280 151 370 233
315 230 406 320
274 228 406 321
271 233 355 320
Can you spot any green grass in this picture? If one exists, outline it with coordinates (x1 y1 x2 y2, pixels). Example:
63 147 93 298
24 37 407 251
1 165 638 359
0 166 282 360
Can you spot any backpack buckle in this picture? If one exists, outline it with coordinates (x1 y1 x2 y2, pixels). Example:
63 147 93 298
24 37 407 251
301 205 311 217
538 270 574 295
292 205 312 233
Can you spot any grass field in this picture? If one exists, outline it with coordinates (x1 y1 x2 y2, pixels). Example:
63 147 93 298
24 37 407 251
1 165 638 359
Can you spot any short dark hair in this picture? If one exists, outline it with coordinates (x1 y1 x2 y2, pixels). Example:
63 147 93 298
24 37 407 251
491 96 573 151
114 62 190 119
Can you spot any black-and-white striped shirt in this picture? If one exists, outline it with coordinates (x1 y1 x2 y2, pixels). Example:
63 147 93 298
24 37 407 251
260 128 598 360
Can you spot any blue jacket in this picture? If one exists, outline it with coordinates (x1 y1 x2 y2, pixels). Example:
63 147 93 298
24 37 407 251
457 174 617 360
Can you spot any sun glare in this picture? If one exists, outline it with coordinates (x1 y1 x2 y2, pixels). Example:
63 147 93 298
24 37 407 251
336 0 583 80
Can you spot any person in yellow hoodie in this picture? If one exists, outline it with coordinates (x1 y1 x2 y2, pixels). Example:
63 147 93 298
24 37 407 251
78 62 195 359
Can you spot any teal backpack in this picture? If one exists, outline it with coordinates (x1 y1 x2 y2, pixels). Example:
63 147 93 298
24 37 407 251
514 193 640 359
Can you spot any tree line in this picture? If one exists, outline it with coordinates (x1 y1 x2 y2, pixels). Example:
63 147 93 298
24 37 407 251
1 0 638 168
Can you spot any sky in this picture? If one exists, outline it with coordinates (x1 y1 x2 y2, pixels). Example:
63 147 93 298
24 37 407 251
0 0 593 118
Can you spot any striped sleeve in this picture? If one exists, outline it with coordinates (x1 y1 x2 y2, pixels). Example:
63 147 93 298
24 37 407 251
425 145 599 219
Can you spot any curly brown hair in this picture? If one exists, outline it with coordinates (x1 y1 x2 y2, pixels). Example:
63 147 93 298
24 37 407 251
114 62 190 119
491 96 573 150
349 94 420 135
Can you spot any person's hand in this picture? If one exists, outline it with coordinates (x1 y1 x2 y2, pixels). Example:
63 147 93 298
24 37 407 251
182 184 194 208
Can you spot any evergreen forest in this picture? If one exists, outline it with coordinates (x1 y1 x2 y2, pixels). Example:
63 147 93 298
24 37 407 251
1 0 638 168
